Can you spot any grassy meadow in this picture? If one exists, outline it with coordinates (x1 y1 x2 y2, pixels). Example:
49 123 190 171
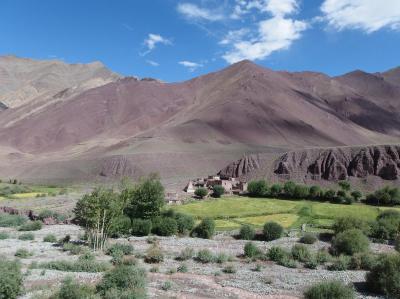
173 196 399 231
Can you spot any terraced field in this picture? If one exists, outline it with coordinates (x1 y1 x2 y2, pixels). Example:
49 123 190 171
173 196 400 231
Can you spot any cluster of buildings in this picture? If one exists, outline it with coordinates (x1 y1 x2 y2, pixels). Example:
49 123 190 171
184 175 248 197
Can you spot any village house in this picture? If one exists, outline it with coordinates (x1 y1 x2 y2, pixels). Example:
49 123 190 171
184 175 248 197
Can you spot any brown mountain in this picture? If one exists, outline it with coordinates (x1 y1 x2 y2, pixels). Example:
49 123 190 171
0 57 399 187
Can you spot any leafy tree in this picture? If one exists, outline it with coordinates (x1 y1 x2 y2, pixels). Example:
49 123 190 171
175 213 195 235
370 210 400 240
309 186 322 200
350 190 362 202
270 184 282 197
366 186 400 206
123 174 165 220
332 217 370 235
263 221 283 241
323 189 336 201
338 181 351 192
283 181 296 198
74 188 125 251
191 218 215 239
331 229 370 256
239 224 255 240
247 180 268 197
194 187 208 199
293 185 310 199
131 219 152 236
212 185 225 198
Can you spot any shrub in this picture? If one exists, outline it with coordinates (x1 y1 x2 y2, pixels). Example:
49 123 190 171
43 234 57 243
323 189 336 201
366 186 400 206
248 180 268 197
332 217 370 235
0 232 9 240
222 264 236 273
396 236 400 252
191 218 215 239
177 263 188 273
18 233 34 240
18 220 42 231
366 253 400 298
52 277 96 299
109 215 132 237
305 257 318 269
106 243 134 256
196 249 214 263
175 213 195 235
283 181 296 198
97 265 147 298
239 224 255 240
177 247 194 261
278 255 297 268
161 281 173 291
338 181 351 192
315 249 331 264
291 244 311 262
212 185 225 198
152 217 177 236
270 184 282 197
63 243 86 255
131 218 152 236
0 213 27 227
0 259 23 299
194 187 208 199
15 248 33 258
293 185 310 199
144 244 164 263
263 221 283 241
309 185 322 200
304 281 355 299
215 252 231 264
38 209 66 223
331 229 369 256
370 209 400 240
350 190 362 202
244 242 261 259
267 246 288 263
349 252 377 270
327 255 350 271
300 233 317 244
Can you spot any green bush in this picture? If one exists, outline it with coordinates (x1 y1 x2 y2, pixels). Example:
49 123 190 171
215 252 230 264
51 277 96 299
270 184 282 197
396 236 400 252
366 186 400 206
305 257 318 269
0 214 28 227
212 185 225 198
194 187 208 199
278 255 297 268
349 252 377 270
131 218 152 236
309 186 322 200
315 249 331 264
176 247 194 261
18 233 34 240
97 265 147 299
263 221 283 241
63 243 86 255
283 181 296 198
191 218 215 239
18 220 42 231
304 280 355 299
267 246 288 262
293 185 310 199
177 263 188 273
222 264 236 273
35 254 109 272
175 213 195 235
239 224 255 240
291 244 311 262
323 189 336 201
152 217 177 236
244 242 261 259
15 248 33 258
43 234 57 243
327 255 351 271
366 253 400 298
332 217 370 235
196 249 214 263
106 243 134 256
350 190 362 202
331 229 369 256
38 209 66 223
248 180 268 197
370 210 400 240
0 259 23 299
109 215 131 237
144 244 164 263
0 232 9 240
300 233 317 244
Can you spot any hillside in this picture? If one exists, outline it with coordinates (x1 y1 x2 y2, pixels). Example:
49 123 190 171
0 57 399 186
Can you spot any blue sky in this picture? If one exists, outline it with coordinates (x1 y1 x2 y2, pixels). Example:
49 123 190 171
1 0 400 82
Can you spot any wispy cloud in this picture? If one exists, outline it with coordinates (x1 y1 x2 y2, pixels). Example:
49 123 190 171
146 60 160 67
177 3 224 21
320 0 400 33
141 33 172 55
179 60 204 72
121 23 134 31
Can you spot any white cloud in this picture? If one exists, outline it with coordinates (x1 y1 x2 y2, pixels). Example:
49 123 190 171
146 60 159 67
142 34 171 55
223 17 307 63
222 0 307 63
179 60 204 72
321 0 400 33
177 3 224 21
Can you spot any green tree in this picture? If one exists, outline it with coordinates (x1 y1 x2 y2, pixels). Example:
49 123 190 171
270 184 282 197
195 187 208 199
309 186 322 200
350 190 362 202
212 185 225 198
74 188 125 251
123 174 165 220
247 180 268 197
283 181 296 198
338 181 351 192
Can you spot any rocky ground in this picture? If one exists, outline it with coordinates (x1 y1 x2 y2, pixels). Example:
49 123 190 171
0 224 393 298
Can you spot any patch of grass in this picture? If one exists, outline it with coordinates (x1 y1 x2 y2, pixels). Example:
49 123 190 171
33 253 110 272
43 234 57 243
18 233 34 240
0 214 28 227
0 232 9 240
18 221 42 231
15 248 33 258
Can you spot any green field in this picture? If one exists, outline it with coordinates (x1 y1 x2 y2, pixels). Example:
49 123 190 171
173 196 400 231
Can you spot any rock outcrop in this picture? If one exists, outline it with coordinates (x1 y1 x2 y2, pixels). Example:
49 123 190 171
99 155 141 178
273 145 400 181
218 154 262 179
